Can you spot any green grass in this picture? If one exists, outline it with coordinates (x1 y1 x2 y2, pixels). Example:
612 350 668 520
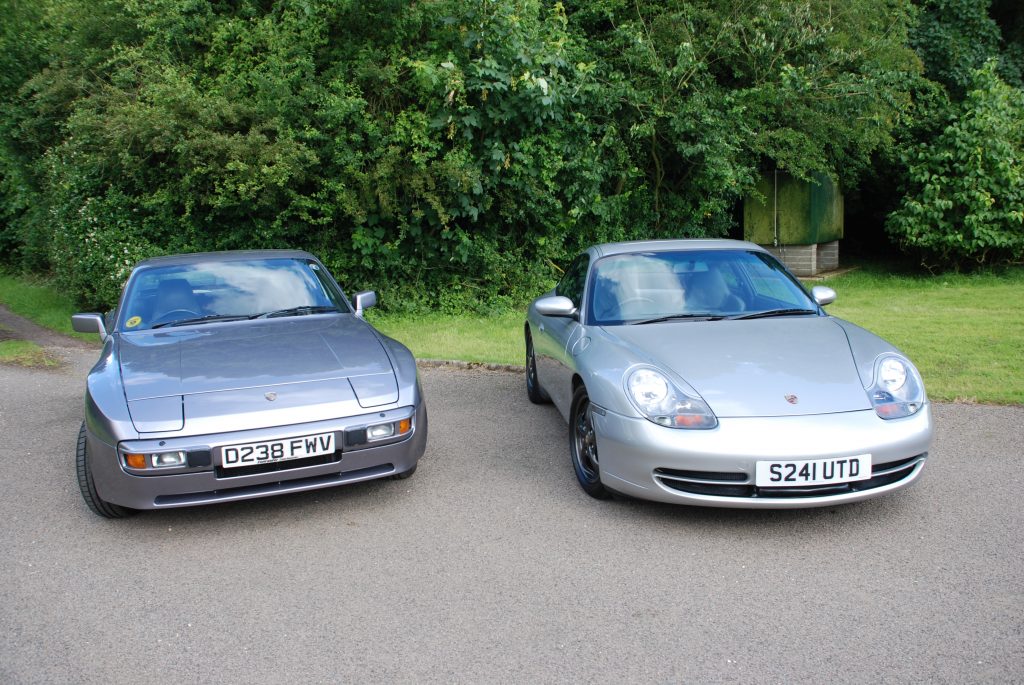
1 266 1021 403
0 339 62 368
0 273 94 341
818 265 1024 404
366 309 524 365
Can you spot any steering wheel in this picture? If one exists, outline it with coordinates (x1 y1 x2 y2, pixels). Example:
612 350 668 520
617 297 657 315
618 297 656 307
150 309 200 326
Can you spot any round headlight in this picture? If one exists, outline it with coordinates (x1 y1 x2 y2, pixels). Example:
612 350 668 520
627 368 670 409
879 357 907 391
869 354 926 419
624 367 717 430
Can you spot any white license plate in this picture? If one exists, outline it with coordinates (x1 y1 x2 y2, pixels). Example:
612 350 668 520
221 432 336 469
755 455 871 487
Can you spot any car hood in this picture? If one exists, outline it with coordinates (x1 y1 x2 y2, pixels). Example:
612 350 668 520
118 315 398 432
607 317 871 417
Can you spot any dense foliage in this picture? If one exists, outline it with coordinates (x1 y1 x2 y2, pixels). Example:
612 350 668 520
0 0 1021 310
887 61 1024 267
881 0 1024 269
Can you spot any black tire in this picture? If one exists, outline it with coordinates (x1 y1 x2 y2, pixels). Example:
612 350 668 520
525 332 550 404
76 422 132 519
392 463 417 480
569 386 612 500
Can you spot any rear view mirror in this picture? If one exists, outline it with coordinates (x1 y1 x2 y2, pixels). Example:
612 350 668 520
535 295 577 318
811 286 837 306
353 291 377 317
72 313 108 340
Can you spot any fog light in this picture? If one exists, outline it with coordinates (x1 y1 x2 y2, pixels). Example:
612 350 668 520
125 453 147 469
151 451 187 468
367 423 395 440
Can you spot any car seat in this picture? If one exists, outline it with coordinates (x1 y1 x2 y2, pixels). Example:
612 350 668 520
152 278 200 322
685 269 745 312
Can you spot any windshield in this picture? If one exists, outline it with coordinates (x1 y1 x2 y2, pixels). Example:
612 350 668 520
587 249 816 325
117 257 349 331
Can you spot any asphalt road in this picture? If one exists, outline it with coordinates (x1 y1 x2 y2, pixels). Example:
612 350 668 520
1 346 1022 684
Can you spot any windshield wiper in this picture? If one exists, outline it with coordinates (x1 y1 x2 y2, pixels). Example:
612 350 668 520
152 314 252 329
732 308 818 320
253 305 340 319
628 313 725 325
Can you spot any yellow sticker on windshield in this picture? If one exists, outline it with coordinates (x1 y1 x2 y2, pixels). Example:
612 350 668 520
126 316 142 328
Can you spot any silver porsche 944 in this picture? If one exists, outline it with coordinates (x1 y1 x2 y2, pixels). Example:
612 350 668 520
72 250 427 517
525 239 933 508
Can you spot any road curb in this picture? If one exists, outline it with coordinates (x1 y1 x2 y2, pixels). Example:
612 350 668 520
417 358 523 373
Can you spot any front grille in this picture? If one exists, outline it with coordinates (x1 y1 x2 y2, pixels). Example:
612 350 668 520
655 467 747 482
215 451 343 479
654 454 926 499
154 463 395 507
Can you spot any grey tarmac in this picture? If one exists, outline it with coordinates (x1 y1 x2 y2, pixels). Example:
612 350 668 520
1 343 1021 684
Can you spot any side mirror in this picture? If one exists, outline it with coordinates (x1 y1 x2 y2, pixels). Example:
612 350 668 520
353 291 377 318
535 295 577 318
811 285 836 307
72 313 108 340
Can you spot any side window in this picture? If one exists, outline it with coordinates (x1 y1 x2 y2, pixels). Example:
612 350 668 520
718 265 740 289
306 260 350 310
556 254 590 307
740 253 810 306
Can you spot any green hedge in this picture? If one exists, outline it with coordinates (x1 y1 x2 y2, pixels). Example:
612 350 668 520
1 0 1019 309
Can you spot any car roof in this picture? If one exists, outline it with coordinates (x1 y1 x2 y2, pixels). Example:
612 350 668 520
588 239 768 259
131 249 318 270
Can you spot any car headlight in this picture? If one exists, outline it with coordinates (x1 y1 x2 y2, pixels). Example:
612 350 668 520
345 416 414 447
122 450 189 470
624 367 717 429
869 354 926 419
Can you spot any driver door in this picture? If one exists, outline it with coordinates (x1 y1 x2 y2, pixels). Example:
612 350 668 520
534 254 589 417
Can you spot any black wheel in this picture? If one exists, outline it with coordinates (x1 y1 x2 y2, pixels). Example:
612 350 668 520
76 422 132 518
525 332 550 404
569 386 612 499
392 463 417 480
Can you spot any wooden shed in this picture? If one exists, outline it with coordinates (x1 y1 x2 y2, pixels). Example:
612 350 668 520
743 170 843 276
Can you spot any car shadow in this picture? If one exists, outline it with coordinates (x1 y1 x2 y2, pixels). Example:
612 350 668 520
85 470 415 535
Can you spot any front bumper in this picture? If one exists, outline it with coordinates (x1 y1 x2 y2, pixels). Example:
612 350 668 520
87 402 427 510
592 404 933 508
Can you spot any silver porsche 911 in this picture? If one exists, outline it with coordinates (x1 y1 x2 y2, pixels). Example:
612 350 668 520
72 250 427 517
525 239 933 508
